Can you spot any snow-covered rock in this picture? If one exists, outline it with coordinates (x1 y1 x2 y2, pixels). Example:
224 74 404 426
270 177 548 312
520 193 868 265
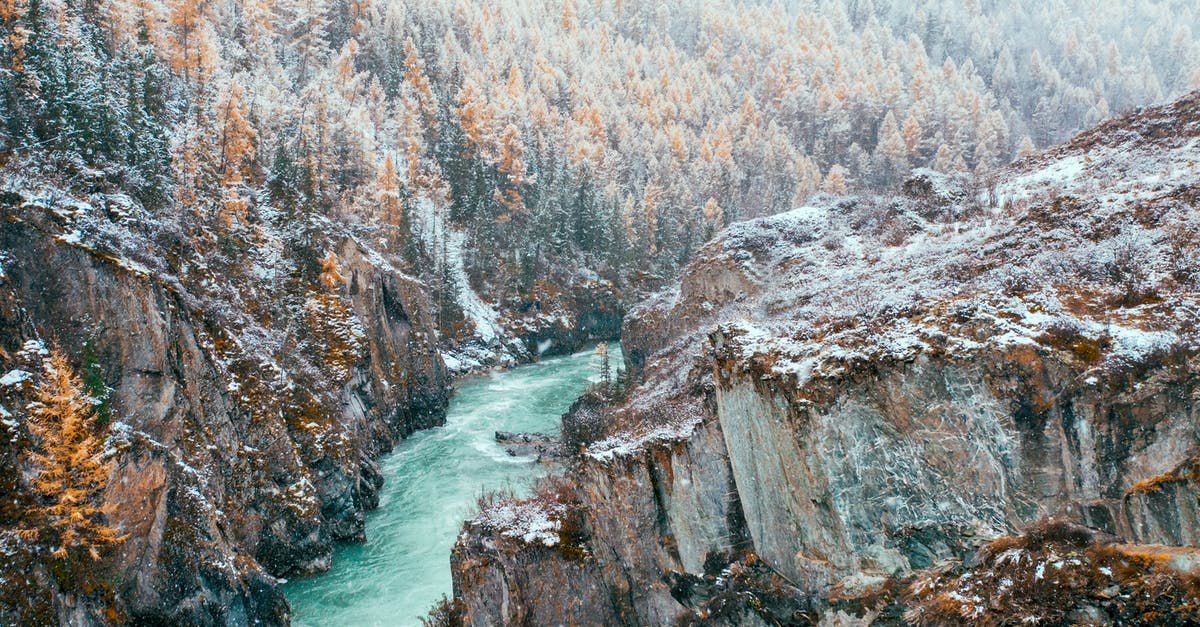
0 183 450 624
451 90 1200 626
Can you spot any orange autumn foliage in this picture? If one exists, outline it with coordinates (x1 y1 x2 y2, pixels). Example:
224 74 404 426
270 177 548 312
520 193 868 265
24 351 123 560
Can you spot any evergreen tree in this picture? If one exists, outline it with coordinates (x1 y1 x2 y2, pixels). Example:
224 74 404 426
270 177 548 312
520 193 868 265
116 25 172 208
593 342 611 397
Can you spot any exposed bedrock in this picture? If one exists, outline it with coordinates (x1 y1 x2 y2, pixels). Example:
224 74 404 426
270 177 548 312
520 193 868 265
0 199 449 624
450 91 1200 625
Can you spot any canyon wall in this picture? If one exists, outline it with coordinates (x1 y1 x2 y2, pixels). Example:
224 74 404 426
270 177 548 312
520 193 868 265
0 194 449 624
451 92 1200 625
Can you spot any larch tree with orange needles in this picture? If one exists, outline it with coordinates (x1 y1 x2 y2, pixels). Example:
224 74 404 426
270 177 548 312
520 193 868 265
318 250 344 291
164 0 216 89
455 74 496 160
0 0 27 73
216 78 256 227
822 164 848 194
376 152 403 227
642 180 661 257
403 37 439 133
24 350 123 560
901 112 922 156
495 123 527 219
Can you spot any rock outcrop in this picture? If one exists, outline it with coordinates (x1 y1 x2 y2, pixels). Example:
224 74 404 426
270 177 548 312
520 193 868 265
494 431 563 462
450 92 1200 624
502 280 626 360
0 191 448 624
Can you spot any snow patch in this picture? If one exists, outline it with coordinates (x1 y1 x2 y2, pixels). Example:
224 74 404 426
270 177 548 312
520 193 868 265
475 499 565 547
995 154 1086 206
587 410 704 462
0 403 15 437
1106 325 1180 365
0 369 32 387
412 198 501 342
18 339 47 359
57 229 84 245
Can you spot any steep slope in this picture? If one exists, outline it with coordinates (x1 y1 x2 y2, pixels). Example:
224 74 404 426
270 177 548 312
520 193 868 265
0 187 448 623
411 200 625 375
450 91 1200 625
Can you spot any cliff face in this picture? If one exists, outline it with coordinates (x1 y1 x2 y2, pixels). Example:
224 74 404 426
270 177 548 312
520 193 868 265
451 92 1200 624
711 340 1197 589
0 192 448 624
504 279 626 359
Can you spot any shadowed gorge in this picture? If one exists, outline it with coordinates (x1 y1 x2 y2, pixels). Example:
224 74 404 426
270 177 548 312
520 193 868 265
282 345 619 625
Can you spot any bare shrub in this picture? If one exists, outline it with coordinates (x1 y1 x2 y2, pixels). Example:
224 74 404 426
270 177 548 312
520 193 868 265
998 265 1035 296
1166 217 1200 286
1035 319 1107 363
904 521 1200 626
1103 226 1157 306
421 596 463 627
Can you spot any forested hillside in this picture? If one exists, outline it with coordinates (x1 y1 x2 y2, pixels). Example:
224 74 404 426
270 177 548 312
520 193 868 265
1 0 1196 302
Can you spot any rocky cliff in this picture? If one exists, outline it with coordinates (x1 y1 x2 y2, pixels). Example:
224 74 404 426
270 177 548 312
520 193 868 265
0 189 449 624
450 92 1200 624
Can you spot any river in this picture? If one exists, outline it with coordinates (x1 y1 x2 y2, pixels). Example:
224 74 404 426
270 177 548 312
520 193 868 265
282 344 619 626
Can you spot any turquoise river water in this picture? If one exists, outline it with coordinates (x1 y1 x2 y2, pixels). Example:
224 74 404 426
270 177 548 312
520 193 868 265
282 344 619 626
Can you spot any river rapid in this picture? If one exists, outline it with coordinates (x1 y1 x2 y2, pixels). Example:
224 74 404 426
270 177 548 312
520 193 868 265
283 344 619 626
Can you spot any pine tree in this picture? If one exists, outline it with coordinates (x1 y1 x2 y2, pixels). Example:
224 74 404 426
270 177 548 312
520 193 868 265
593 342 611 397
279 0 328 85
268 136 303 210
569 169 601 252
117 25 172 208
435 232 463 338
8 1 110 158
24 350 123 560
875 110 907 182
0 0 20 152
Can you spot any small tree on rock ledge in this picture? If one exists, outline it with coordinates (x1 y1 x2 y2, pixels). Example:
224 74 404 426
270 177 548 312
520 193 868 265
24 350 123 560
594 342 612 395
